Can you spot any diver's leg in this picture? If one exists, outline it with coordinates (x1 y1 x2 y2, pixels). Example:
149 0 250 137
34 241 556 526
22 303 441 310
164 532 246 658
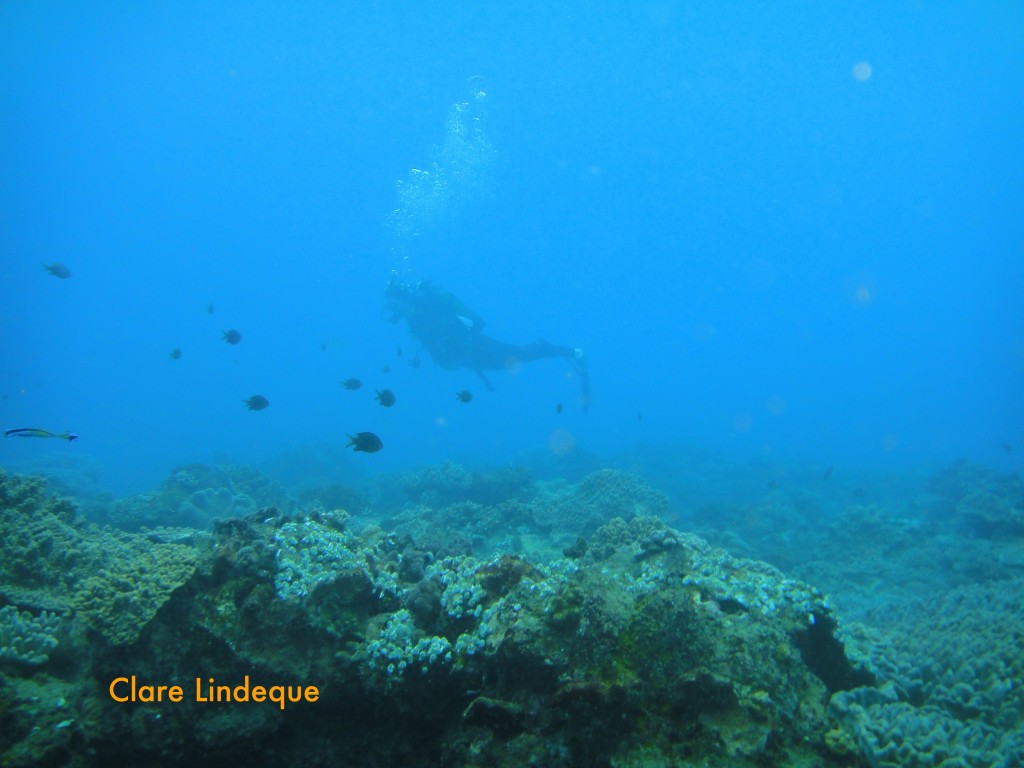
519 342 591 413
474 370 495 392
516 340 577 363
469 336 582 373
468 335 591 412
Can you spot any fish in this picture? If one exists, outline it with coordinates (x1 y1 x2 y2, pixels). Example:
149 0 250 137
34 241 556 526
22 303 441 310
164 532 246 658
341 378 363 391
207 303 215 314
456 390 473 403
243 395 269 411
5 428 78 442
376 389 396 407
169 348 182 360
222 329 242 345
556 402 563 414
381 365 391 374
396 347 403 357
347 432 383 453
44 263 72 279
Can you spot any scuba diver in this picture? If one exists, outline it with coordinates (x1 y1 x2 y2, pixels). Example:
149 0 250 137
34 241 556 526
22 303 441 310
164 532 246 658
384 274 591 412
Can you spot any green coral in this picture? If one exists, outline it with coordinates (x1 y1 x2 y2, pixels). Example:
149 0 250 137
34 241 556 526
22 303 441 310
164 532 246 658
72 530 197 646
0 470 80 599
0 468 198 647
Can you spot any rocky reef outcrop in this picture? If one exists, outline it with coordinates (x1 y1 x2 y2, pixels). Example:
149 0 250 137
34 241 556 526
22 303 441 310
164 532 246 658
0 467 865 767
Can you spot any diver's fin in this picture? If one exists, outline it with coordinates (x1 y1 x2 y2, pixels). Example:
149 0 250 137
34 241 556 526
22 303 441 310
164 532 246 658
574 350 591 414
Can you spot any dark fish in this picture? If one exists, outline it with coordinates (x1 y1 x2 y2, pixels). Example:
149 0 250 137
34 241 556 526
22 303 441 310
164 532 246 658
376 389 396 407
1003 442 1014 454
44 263 72 279
409 352 421 369
169 348 182 360
766 479 780 490
347 431 383 453
396 348 403 357
381 365 391 374
556 402 563 414
341 378 363 391
5 428 78 442
222 329 242 345
243 395 269 410
207 303 215 314
637 412 643 422
456 390 473 403
321 341 327 352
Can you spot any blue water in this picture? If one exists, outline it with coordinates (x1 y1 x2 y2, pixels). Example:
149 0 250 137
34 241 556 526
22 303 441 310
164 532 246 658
1 3 1021 494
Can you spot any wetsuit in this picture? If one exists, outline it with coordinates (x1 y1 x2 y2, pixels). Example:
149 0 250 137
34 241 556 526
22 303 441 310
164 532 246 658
385 277 590 411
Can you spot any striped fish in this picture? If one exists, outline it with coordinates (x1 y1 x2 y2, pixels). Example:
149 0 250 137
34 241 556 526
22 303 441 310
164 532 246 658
5 428 78 442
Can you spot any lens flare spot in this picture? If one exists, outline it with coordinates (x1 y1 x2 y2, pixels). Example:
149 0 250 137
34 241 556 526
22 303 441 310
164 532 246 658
766 396 786 416
548 428 575 456
852 61 872 82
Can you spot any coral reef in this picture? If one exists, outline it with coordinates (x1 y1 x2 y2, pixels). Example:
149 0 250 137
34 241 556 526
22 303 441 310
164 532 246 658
296 482 367 514
830 578 1024 767
670 458 1024 766
4 455 1020 768
97 463 286 531
0 466 860 767
0 607 61 666
532 468 670 536
72 529 198 646
400 461 534 507
0 469 198 647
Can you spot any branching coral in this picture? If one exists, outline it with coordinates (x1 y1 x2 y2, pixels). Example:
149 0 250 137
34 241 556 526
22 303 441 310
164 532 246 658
0 606 61 665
